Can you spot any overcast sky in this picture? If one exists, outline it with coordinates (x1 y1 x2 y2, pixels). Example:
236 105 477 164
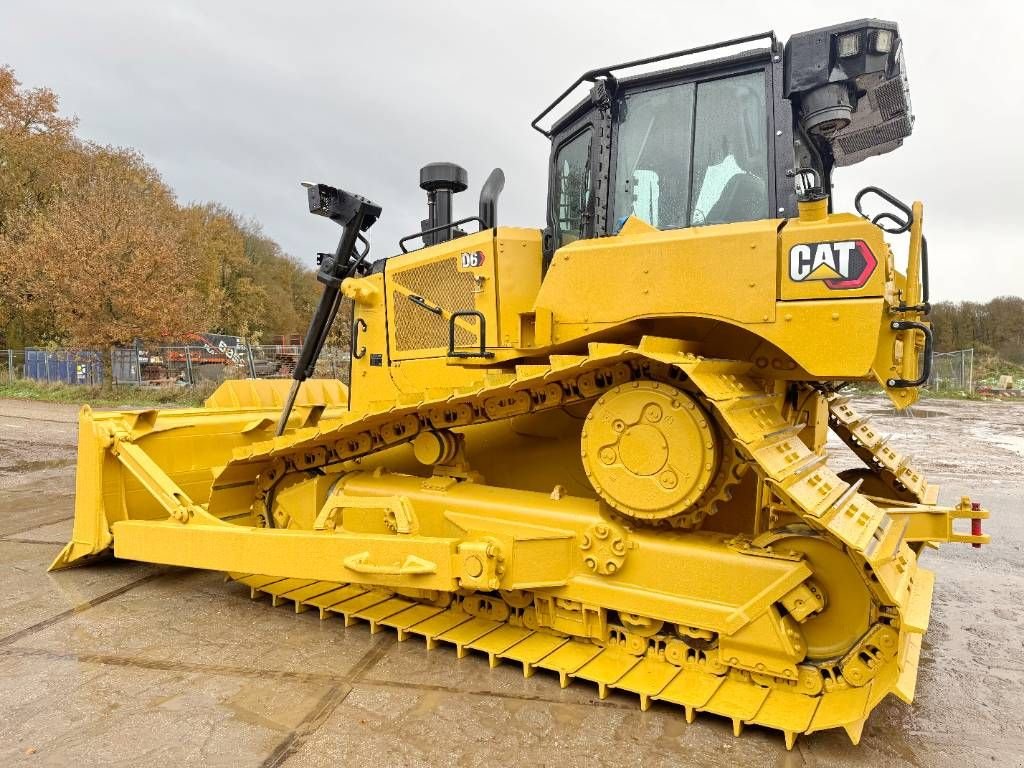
2 1 1019 301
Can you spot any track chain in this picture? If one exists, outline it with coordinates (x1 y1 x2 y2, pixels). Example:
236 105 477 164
826 393 937 504
231 344 738 529
212 340 933 745
225 568 924 751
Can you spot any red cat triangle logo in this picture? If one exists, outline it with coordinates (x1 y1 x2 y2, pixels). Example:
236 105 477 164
789 240 877 289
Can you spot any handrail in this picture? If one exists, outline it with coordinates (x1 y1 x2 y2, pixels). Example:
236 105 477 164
888 320 933 388
399 216 487 254
531 30 777 137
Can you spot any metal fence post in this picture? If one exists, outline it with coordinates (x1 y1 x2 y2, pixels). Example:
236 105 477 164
246 340 256 379
185 346 195 387
6 349 12 383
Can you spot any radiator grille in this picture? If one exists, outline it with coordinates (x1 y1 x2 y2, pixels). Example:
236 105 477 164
391 258 478 352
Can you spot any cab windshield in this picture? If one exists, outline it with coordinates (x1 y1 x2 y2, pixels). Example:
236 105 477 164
612 70 769 230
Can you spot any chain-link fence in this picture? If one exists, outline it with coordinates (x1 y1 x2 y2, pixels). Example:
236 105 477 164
2 348 105 385
927 349 974 394
0 350 21 383
2 344 350 388
111 345 254 386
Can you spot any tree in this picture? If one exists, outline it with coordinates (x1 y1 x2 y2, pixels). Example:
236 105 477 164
238 219 323 342
0 66 83 346
5 147 210 347
931 297 1024 364
180 202 253 334
0 66 79 230
1 64 324 351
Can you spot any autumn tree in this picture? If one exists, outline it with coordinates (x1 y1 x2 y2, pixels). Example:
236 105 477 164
178 207 322 342
239 218 324 342
1 64 324 351
0 66 79 228
0 66 84 345
5 147 211 347
180 202 258 335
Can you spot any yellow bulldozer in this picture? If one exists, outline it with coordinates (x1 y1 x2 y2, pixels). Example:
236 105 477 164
54 19 989 749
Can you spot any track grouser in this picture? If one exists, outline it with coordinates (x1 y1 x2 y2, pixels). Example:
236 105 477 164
55 19 989 749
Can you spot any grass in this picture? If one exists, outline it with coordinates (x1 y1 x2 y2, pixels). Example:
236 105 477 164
0 378 217 408
839 382 992 402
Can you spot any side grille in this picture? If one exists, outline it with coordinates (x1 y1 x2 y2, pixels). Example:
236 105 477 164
391 258 478 352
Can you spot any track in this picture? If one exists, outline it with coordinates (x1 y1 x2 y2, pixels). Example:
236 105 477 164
827 393 938 504
207 338 936 747
226 565 929 751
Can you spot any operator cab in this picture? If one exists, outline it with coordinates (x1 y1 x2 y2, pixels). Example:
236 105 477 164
536 20 913 260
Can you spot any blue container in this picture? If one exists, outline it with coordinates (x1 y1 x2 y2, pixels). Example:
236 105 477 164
25 349 103 385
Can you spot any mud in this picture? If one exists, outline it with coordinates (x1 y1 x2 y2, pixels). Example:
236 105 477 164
0 395 1021 767
0 400 79 492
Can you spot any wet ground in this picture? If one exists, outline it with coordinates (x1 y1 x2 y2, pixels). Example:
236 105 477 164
0 395 1021 767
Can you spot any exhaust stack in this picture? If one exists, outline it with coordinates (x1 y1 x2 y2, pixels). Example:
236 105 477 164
478 167 505 229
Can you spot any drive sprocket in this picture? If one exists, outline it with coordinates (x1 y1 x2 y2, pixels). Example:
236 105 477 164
668 437 748 529
580 380 743 527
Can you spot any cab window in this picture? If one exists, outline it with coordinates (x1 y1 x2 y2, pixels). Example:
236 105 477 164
613 82 695 229
690 71 768 225
553 128 592 247
612 70 769 230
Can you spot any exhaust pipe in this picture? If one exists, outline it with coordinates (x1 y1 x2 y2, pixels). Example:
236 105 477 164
478 167 505 229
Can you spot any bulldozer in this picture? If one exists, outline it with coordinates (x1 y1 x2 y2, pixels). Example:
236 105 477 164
53 19 989 748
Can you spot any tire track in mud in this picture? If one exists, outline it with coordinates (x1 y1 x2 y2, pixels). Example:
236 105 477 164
0 569 170 648
258 636 397 768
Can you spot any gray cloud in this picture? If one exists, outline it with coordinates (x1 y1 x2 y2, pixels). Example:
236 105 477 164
2 0 1019 300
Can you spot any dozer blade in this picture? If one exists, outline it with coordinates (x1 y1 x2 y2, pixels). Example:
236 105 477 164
50 404 114 570
49 379 350 571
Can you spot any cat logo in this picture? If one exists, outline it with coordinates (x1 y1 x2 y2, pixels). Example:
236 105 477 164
788 240 877 289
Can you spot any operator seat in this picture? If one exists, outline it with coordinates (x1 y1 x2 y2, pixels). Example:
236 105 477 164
705 171 766 224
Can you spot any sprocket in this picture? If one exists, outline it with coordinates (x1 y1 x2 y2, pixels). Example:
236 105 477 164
668 438 749 529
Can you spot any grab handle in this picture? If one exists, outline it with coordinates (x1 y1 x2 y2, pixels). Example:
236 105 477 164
343 552 438 575
887 320 933 389
855 186 913 234
352 318 367 360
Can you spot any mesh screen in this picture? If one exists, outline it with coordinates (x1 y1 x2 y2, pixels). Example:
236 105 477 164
875 78 908 122
837 115 912 155
391 258 478 352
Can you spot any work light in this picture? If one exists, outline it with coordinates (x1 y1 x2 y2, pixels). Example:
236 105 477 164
837 31 861 57
873 29 894 54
